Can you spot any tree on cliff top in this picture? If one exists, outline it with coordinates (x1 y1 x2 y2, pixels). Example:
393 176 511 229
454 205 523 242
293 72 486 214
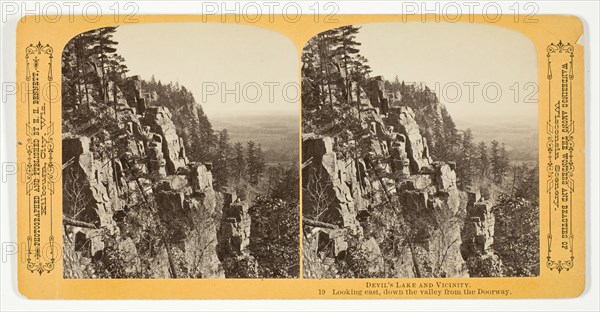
334 25 362 104
89 27 118 102
62 27 124 111
62 30 98 109
302 25 370 109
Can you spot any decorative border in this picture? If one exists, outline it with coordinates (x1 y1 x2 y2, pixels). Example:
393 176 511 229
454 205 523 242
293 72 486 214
545 41 575 273
25 42 56 275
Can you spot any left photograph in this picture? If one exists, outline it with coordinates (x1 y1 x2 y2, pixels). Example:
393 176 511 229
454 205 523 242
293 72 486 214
61 24 299 279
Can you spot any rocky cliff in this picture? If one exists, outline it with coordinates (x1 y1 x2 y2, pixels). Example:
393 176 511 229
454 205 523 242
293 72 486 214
62 76 251 278
302 77 495 278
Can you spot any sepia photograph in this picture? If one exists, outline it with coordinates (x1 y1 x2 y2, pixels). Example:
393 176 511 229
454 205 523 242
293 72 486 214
61 23 300 279
6 0 595 304
301 22 540 278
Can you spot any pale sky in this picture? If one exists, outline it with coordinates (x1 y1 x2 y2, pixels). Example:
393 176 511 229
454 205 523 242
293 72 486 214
113 23 298 119
355 22 538 127
111 22 537 126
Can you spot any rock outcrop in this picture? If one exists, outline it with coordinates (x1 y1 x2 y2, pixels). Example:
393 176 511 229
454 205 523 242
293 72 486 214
220 194 252 254
461 191 495 257
63 77 227 278
216 192 258 277
386 106 433 173
302 136 364 233
142 106 189 175
302 76 490 278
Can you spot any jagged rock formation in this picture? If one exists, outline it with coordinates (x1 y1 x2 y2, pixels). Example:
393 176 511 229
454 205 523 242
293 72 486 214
62 27 302 279
302 76 495 278
387 106 433 173
142 106 189 175
221 193 251 254
461 190 496 259
217 192 258 277
63 77 227 278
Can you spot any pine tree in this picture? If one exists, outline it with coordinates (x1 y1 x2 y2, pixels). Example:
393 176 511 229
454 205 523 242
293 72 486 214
441 106 459 147
334 25 362 104
515 163 539 200
247 141 258 185
62 26 126 133
233 142 246 182
499 143 510 180
301 46 323 108
66 30 95 107
458 128 475 186
213 129 231 189
270 164 299 202
255 144 266 180
89 27 118 102
61 44 79 109
351 54 371 88
302 26 369 108
105 53 128 85
315 29 339 107
476 141 489 179
246 141 266 186
393 75 401 93
63 28 122 108
490 140 502 183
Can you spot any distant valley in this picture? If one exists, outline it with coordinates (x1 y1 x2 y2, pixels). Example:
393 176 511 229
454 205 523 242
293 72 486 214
211 114 299 163
455 118 539 161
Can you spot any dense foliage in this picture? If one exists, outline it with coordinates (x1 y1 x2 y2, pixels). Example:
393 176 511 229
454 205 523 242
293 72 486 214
493 195 540 276
249 197 299 278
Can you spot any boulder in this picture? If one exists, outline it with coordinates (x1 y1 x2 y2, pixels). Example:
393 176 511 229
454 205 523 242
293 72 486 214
397 174 435 192
146 137 167 177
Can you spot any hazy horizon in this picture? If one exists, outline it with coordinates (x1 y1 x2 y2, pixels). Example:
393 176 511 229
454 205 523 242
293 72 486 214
113 23 299 119
356 22 538 125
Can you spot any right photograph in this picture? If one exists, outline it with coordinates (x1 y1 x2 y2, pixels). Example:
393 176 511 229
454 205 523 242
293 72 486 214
301 23 540 279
